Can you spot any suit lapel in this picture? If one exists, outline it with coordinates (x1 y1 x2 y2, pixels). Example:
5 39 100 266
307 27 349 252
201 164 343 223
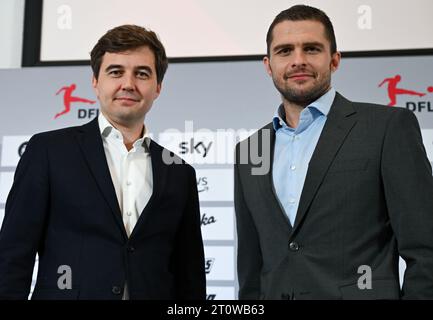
291 93 357 233
129 140 168 239
256 123 293 233
75 118 127 239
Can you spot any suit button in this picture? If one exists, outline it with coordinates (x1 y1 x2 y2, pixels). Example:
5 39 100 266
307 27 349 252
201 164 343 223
127 246 135 252
289 242 300 251
112 286 122 295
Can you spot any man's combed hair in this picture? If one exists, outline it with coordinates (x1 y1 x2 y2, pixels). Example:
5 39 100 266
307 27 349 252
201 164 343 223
266 5 337 56
90 25 168 84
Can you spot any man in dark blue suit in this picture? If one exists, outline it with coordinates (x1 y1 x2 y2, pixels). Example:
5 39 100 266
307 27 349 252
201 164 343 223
0 25 206 300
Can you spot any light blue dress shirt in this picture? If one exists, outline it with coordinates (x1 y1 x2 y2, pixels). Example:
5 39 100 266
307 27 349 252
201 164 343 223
272 88 336 226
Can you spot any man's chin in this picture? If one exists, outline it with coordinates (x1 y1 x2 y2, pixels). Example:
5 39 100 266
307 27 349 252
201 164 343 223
111 112 144 124
283 93 314 106
280 84 330 105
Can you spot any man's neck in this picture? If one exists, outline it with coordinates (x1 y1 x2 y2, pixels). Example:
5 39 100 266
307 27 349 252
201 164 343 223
117 123 145 151
281 86 332 128
282 101 305 129
102 113 145 151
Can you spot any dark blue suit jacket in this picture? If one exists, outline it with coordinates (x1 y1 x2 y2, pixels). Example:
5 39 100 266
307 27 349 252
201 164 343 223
0 118 206 299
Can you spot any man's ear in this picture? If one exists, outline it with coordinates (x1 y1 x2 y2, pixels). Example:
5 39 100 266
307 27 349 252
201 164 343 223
330 51 341 73
263 56 272 76
154 83 162 100
92 76 99 96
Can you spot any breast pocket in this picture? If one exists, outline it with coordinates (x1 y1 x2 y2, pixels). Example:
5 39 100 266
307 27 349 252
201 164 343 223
328 158 369 174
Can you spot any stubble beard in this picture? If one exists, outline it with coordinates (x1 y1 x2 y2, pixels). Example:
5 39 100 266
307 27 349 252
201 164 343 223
273 71 331 106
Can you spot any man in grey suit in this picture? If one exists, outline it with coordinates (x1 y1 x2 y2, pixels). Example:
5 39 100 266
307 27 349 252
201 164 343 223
234 4 433 299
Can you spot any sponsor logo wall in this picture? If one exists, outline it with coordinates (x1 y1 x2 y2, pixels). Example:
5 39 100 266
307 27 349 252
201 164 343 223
1 56 432 298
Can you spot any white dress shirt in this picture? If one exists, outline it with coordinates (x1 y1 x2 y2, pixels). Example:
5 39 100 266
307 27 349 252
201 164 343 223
98 113 153 237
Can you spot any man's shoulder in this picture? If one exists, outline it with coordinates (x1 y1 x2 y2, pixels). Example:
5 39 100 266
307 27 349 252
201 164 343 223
336 92 413 119
28 124 85 145
32 125 81 139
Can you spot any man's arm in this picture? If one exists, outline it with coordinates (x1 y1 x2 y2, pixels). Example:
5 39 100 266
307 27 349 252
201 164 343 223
0 134 50 299
173 165 206 300
234 143 263 300
381 108 433 298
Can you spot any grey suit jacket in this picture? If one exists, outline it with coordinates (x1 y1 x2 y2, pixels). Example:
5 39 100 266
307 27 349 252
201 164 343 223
234 93 433 299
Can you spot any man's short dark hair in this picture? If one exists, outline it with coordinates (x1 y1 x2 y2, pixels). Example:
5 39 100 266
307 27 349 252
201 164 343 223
90 25 168 84
266 5 337 56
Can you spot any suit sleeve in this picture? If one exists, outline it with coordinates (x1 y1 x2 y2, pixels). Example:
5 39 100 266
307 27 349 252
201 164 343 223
0 134 50 299
381 108 433 299
234 143 263 300
173 165 206 300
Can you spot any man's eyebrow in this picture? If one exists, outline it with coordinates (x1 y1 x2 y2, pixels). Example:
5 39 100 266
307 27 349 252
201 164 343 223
303 42 325 48
104 64 124 73
104 65 153 74
272 43 293 53
272 41 325 53
135 66 153 74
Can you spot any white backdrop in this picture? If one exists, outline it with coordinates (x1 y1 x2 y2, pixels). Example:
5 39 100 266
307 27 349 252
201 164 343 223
40 0 433 60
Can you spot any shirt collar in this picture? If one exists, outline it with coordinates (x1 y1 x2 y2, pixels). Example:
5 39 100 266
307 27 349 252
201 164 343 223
272 87 336 131
98 113 151 153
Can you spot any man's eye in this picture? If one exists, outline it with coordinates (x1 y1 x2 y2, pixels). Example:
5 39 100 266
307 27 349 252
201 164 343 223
108 70 122 77
305 47 320 53
137 71 150 79
278 48 291 55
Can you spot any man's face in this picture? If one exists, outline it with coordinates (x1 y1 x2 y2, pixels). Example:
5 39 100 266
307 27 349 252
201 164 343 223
264 20 340 106
92 46 161 127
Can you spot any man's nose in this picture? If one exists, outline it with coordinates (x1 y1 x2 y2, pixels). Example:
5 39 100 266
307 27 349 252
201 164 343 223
291 49 307 68
121 73 135 91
